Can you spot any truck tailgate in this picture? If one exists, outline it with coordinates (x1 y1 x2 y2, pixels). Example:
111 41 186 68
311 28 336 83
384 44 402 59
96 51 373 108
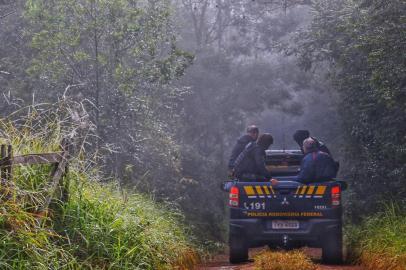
231 180 340 219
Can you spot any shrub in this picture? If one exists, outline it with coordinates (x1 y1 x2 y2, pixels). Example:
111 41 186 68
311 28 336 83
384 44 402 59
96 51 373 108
346 203 406 270
0 102 200 269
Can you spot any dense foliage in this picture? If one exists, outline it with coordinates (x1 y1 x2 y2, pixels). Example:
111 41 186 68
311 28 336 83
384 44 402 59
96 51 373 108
347 203 406 270
0 0 202 241
25 0 195 195
0 103 198 269
293 0 406 215
1 0 195 198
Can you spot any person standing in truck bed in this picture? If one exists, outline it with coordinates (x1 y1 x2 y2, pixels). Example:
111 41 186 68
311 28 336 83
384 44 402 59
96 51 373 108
233 133 274 180
228 125 259 175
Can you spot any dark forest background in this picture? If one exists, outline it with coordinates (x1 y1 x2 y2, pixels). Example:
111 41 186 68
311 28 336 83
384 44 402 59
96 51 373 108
0 0 404 243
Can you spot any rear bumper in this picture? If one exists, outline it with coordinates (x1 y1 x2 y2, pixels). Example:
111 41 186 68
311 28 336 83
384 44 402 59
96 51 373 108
229 218 341 248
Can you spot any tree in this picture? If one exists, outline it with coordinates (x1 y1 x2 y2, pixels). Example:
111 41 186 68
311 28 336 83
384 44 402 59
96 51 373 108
293 0 406 215
0 0 33 110
24 0 194 197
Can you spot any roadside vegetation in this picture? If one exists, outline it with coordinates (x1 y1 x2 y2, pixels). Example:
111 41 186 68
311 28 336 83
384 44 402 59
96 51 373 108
1 0 405 267
346 204 406 270
0 103 199 269
296 1 406 267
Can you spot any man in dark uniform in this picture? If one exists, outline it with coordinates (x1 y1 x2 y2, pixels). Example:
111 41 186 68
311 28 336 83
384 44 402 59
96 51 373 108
296 137 337 183
233 133 274 180
228 125 259 174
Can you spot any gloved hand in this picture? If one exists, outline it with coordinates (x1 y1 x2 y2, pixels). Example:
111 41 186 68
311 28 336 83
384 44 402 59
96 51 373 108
223 181 234 192
270 178 279 185
228 169 235 178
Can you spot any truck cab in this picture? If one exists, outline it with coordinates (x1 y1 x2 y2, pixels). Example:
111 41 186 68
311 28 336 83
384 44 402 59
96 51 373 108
226 149 345 264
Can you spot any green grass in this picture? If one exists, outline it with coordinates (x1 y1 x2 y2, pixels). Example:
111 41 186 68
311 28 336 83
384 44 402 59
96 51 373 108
0 102 200 269
57 180 200 269
346 203 406 270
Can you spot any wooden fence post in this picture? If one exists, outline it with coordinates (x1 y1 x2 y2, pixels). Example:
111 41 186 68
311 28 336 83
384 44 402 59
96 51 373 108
6 145 12 182
60 139 70 203
0 145 12 182
41 138 71 211
0 145 5 182
0 139 71 212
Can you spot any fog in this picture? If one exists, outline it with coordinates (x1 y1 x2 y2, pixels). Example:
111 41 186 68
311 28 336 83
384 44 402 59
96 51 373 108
1 0 404 243
0 0 344 241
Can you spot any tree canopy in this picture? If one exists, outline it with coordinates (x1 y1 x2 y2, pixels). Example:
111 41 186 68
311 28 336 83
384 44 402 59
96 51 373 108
293 0 406 213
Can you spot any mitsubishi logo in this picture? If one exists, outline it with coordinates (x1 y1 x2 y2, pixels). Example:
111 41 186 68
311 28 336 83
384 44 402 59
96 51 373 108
281 197 290 206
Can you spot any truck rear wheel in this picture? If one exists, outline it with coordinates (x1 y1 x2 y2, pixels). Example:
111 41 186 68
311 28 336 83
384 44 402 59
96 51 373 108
229 234 248 264
322 229 343 264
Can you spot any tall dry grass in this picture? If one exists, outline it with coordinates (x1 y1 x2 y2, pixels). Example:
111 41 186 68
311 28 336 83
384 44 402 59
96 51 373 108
254 250 317 270
0 101 200 269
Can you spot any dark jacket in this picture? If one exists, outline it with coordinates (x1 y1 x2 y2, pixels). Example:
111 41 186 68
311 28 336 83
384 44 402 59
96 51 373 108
316 140 331 156
228 135 255 169
296 150 337 183
234 143 272 179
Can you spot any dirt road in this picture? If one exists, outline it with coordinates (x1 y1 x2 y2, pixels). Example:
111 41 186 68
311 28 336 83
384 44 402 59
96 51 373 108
197 248 364 270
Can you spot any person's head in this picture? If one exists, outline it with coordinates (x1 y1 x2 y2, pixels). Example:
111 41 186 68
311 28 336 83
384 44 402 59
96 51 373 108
257 133 274 150
247 125 259 140
293 130 310 146
303 137 318 154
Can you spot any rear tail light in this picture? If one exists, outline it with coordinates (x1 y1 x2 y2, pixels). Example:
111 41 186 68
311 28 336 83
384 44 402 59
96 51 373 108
331 186 341 207
229 186 239 207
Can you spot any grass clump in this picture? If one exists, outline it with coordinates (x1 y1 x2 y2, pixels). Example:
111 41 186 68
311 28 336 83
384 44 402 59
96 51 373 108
0 102 200 269
254 250 316 270
347 203 406 270
58 180 200 269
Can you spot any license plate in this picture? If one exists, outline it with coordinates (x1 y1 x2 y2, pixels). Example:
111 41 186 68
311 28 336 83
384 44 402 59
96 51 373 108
271 220 299 230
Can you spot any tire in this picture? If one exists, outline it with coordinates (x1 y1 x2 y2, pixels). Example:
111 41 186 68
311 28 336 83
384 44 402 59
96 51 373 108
229 234 248 264
322 227 343 264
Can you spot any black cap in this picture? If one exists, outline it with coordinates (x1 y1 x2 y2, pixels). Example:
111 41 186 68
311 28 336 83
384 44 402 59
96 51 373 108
293 130 310 145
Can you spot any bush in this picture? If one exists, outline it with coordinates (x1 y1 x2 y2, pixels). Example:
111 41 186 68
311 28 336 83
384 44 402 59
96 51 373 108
346 203 406 270
0 103 200 269
57 180 200 269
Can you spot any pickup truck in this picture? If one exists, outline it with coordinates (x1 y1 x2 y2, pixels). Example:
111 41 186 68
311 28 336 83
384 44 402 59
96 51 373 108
225 150 346 264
